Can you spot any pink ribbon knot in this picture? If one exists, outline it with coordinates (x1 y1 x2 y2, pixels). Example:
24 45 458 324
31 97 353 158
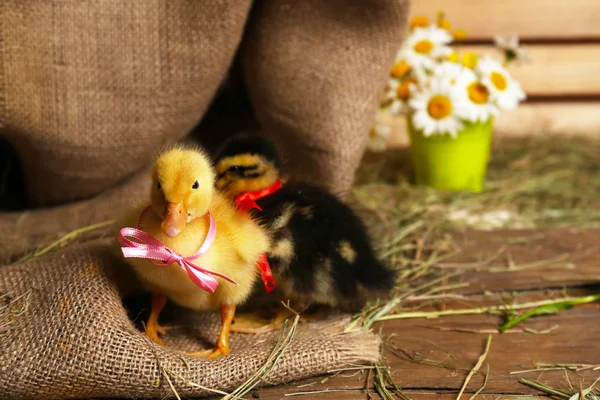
118 209 237 294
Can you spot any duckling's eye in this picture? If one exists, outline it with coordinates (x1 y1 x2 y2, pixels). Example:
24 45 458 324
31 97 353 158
157 182 161 190
228 166 241 174
192 180 199 189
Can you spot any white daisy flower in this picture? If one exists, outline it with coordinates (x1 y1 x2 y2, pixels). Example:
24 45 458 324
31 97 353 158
383 78 411 115
494 35 531 64
384 79 400 101
432 61 468 85
411 66 431 88
409 76 471 137
401 26 453 70
389 99 408 115
368 124 392 152
454 68 500 123
477 56 526 110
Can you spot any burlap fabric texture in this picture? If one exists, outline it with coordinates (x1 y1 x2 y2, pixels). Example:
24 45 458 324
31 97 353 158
0 0 409 398
0 0 410 207
0 239 381 399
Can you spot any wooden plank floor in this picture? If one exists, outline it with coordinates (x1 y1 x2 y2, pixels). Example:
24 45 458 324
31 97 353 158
242 227 600 399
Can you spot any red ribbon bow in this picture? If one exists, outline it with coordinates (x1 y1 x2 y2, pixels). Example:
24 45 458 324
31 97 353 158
234 178 283 293
235 178 282 212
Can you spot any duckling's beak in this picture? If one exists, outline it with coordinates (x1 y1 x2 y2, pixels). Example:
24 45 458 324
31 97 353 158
161 202 187 238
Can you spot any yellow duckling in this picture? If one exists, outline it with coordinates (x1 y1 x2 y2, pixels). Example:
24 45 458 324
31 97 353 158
117 145 271 358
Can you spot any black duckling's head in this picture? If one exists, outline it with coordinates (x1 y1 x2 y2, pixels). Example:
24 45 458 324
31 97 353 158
214 132 282 198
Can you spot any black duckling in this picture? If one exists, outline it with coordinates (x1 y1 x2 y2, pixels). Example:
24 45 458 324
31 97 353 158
213 133 397 333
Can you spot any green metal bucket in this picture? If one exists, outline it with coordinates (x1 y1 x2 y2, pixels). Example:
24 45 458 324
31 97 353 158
407 118 494 192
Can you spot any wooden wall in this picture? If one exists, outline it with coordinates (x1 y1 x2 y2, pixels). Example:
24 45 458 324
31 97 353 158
382 0 600 146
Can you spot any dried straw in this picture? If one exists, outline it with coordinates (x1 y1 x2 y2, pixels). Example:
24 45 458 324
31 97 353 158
223 314 300 400
456 334 492 400
11 219 115 264
341 136 600 398
0 290 32 338
354 136 600 231
375 295 599 322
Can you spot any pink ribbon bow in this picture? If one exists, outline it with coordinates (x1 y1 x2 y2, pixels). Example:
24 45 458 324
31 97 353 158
118 208 237 294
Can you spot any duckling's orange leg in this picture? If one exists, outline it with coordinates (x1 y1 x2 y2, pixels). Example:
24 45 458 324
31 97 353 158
144 293 168 345
231 300 312 334
188 304 236 358
298 309 327 323
230 307 292 334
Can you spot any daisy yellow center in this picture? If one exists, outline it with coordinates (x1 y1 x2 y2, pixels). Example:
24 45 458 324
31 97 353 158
467 82 490 104
438 18 452 30
447 52 459 63
396 79 414 100
410 16 429 29
461 52 478 69
490 71 508 91
390 60 410 78
414 40 434 54
453 29 467 41
427 95 453 119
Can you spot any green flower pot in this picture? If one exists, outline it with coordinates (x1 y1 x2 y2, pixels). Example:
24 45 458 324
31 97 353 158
407 118 494 192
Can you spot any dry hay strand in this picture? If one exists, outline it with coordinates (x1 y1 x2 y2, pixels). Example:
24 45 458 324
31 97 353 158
147 314 302 400
223 314 301 400
340 136 600 398
10 219 115 265
511 363 600 375
456 334 492 400
0 290 32 338
347 135 600 329
519 375 600 399
353 135 600 230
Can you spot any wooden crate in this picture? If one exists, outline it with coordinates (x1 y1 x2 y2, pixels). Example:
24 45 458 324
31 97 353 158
382 0 600 146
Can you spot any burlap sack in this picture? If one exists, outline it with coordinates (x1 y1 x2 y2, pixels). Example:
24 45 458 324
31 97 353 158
242 0 410 197
0 0 409 207
0 0 253 207
0 166 151 265
0 1 410 398
0 239 380 399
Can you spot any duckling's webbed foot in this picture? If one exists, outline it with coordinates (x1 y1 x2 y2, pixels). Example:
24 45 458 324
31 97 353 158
231 306 296 334
187 347 227 359
229 312 272 333
298 310 327 324
188 304 236 359
144 293 168 346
